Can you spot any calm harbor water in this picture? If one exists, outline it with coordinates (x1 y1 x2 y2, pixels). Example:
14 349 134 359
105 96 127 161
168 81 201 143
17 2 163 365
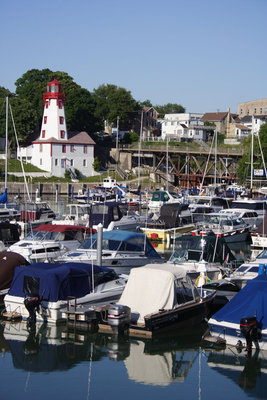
0 320 266 400
1 195 264 399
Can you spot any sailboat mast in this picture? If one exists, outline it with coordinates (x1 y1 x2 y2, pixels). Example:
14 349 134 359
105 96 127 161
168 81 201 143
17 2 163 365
214 128 217 187
250 127 254 189
138 110 143 188
166 136 169 191
5 96 8 190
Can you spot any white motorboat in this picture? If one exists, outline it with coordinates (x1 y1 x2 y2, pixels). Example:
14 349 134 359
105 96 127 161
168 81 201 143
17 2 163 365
192 212 251 243
148 190 182 211
251 211 267 248
219 208 259 229
4 262 128 324
55 201 143 232
18 200 57 237
54 230 163 274
202 248 267 305
97 264 216 337
165 233 239 285
8 224 95 263
54 203 91 225
230 198 267 221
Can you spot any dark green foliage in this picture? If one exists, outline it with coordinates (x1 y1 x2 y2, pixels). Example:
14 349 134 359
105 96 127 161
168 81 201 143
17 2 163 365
64 169 71 180
92 84 139 129
155 103 185 118
74 168 82 179
92 157 101 172
128 131 139 142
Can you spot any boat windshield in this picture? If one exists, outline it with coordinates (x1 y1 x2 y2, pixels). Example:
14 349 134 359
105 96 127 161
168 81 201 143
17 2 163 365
175 278 200 303
256 249 267 259
170 249 204 262
234 265 259 274
169 191 180 199
67 205 91 216
79 237 145 252
170 236 223 263
24 230 61 241
204 215 244 226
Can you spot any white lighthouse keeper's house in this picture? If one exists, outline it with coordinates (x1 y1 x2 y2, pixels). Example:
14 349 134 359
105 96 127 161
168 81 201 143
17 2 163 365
17 78 95 178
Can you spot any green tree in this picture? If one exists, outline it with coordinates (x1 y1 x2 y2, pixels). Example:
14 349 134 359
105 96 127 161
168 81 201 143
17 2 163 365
15 69 98 137
129 131 139 142
15 68 53 121
93 156 101 172
139 99 153 108
0 86 13 99
0 95 39 149
155 103 185 118
93 84 139 129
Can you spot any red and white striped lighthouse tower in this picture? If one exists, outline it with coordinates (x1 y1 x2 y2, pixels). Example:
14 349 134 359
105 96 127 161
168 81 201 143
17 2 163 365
39 78 68 141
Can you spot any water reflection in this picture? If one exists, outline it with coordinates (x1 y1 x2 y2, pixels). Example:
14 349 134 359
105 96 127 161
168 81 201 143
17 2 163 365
1 320 203 382
206 346 267 398
1 318 267 398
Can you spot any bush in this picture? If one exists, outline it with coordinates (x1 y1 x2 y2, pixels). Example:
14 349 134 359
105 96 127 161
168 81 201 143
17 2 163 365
93 157 101 172
64 169 71 180
74 168 82 179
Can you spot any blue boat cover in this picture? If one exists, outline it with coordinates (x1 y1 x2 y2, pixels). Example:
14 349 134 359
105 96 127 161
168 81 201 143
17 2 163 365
0 188 7 204
80 230 161 258
212 275 267 329
8 262 113 302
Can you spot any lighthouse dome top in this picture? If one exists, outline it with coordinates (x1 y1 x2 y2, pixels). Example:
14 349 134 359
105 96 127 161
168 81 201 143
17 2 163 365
44 77 65 101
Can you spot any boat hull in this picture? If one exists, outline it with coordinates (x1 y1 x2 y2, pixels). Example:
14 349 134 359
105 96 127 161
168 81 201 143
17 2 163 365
206 318 267 351
4 286 125 324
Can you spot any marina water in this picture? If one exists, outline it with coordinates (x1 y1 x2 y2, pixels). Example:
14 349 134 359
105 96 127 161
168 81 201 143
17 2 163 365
0 195 264 400
0 321 266 400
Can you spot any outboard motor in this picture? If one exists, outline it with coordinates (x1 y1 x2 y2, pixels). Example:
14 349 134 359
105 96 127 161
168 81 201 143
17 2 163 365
23 275 42 327
24 295 40 326
240 316 261 352
108 304 131 335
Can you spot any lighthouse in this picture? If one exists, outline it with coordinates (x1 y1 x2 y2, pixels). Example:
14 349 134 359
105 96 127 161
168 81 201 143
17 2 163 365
17 78 96 178
40 78 67 141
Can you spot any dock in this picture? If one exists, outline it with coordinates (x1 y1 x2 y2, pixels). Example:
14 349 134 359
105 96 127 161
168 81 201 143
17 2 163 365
61 303 153 338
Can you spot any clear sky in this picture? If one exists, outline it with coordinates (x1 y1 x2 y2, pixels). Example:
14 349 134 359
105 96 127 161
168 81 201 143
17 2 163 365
1 0 267 114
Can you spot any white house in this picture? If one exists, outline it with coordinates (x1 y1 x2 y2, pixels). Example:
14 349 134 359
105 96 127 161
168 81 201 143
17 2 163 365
17 78 95 178
240 115 267 136
160 113 207 141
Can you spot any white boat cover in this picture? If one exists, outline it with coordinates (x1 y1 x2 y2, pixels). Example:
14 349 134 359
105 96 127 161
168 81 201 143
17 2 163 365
118 264 184 323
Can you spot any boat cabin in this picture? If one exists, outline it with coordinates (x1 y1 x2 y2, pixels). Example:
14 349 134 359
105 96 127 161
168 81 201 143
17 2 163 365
20 201 56 222
169 234 237 266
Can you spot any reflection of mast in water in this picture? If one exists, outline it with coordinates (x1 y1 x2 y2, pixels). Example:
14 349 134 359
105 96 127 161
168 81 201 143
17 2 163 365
87 343 94 400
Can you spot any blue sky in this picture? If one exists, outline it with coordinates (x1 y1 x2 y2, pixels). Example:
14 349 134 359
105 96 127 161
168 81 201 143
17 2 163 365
1 0 267 113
